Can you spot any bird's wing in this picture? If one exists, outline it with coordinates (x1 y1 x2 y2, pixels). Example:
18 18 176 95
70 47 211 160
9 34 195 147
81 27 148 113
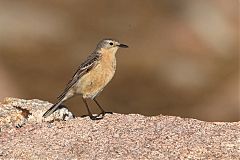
57 53 101 100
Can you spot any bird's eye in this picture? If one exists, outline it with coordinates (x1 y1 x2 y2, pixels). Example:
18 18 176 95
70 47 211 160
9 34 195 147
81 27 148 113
109 42 113 45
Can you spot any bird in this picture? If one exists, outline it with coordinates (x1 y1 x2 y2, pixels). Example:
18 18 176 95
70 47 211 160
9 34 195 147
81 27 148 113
43 38 128 120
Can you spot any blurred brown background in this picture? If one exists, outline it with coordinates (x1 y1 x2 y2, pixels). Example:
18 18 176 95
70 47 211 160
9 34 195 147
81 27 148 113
0 0 239 121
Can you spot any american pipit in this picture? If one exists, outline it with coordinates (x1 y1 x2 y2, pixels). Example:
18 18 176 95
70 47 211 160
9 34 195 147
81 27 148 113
43 38 128 120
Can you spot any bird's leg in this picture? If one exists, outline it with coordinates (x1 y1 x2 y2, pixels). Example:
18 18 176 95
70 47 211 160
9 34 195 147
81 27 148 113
93 98 113 117
82 97 102 120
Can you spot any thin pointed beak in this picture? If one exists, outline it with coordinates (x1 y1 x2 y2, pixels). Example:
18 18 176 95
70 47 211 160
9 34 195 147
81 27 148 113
117 43 128 48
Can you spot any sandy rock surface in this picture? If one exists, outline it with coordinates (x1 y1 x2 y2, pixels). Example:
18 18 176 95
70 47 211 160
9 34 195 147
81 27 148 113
0 99 239 159
0 97 74 131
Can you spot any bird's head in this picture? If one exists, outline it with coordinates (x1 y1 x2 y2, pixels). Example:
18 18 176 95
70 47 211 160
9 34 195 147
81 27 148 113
96 38 128 54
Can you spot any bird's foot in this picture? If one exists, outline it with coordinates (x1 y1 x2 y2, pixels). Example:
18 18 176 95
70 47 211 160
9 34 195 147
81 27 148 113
81 112 112 120
90 114 103 120
103 111 113 115
96 111 113 118
81 114 103 120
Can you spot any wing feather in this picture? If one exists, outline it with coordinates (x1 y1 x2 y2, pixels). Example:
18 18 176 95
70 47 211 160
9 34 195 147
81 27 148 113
57 53 101 100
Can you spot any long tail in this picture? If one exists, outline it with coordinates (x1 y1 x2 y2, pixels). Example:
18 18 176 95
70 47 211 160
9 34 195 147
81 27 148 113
43 100 63 118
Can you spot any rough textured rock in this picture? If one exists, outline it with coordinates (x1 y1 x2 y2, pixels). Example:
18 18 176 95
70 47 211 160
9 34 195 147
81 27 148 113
0 98 239 159
0 97 74 131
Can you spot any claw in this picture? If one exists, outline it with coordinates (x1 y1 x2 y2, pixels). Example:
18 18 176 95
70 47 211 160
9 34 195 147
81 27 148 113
89 115 103 120
97 111 112 117
81 114 103 120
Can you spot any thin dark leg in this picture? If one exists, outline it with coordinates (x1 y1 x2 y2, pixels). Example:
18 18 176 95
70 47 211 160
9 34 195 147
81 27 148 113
82 97 101 120
93 98 113 117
